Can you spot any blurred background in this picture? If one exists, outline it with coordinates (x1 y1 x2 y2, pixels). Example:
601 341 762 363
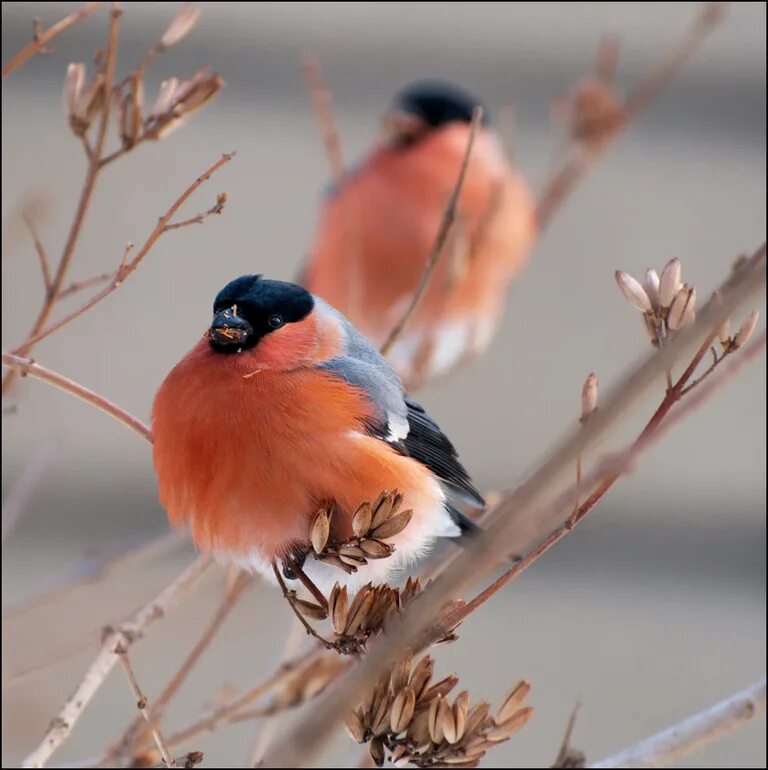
2 2 765 767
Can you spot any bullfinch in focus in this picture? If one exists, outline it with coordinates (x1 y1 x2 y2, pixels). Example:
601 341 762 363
302 81 536 389
152 275 484 593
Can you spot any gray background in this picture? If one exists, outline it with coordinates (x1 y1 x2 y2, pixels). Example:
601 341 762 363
2 2 765 767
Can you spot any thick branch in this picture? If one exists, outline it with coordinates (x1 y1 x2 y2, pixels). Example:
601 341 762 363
589 678 766 768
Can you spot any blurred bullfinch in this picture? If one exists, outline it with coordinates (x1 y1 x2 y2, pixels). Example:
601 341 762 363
152 275 484 593
301 80 536 389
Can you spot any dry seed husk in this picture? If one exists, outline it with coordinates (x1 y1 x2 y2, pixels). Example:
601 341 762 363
439 696 459 743
487 706 534 740
345 588 375 636
369 736 385 767
372 509 413 539
390 687 416 733
344 709 366 743
339 544 367 560
360 539 393 558
329 585 348 635
352 502 373 536
293 598 327 620
428 695 445 743
423 674 459 702
391 650 413 693
310 509 330 554
453 691 469 742
464 702 491 736
369 490 391 529
409 656 434 700
497 680 531 723
319 554 356 573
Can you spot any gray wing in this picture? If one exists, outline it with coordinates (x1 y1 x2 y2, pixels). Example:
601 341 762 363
315 300 484 510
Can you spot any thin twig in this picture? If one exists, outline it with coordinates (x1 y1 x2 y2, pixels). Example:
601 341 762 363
263 246 765 767
588 678 766 768
380 105 484 356
116 646 176 768
107 572 252 765
21 556 212 768
22 213 53 294
300 53 345 183
9 153 233 353
3 3 121 395
2 441 59 545
536 3 724 232
2 2 103 78
57 272 115 299
553 700 584 768
1 353 152 442
161 193 227 232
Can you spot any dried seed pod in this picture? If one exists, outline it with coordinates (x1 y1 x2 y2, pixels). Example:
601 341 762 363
389 490 404 517
733 310 760 349
679 286 696 328
453 691 470 742
310 509 330 554
159 3 202 50
496 680 532 724
344 708 365 743
659 258 682 308
409 655 434 700
439 695 459 744
372 509 413 539
370 688 392 736
580 372 598 422
329 584 348 635
150 77 180 118
487 706 534 741
465 702 491 736
428 695 445 744
391 649 413 693
360 539 392 559
643 268 660 308
667 284 694 331
423 674 460 702
390 745 410 767
406 708 433 747
615 270 652 313
401 577 422 605
352 501 373 536
390 687 416 733
369 736 385 767
344 587 375 636
338 544 366 561
63 63 85 118
293 598 327 621
319 554 356 573
370 490 393 530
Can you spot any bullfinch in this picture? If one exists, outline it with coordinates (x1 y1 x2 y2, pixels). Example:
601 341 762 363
152 275 484 593
302 80 536 389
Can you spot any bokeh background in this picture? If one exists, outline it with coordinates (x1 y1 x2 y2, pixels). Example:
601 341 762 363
2 2 766 767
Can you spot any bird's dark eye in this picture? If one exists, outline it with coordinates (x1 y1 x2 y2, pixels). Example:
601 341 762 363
268 314 284 329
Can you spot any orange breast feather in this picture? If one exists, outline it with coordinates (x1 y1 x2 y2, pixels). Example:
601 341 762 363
152 340 433 562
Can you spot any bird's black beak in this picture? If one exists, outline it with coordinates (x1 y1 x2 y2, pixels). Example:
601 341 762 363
208 305 253 349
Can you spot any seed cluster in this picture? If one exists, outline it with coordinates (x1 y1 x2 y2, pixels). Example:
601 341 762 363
346 652 534 768
310 490 413 574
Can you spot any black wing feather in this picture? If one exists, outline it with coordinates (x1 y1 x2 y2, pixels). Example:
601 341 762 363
400 398 485 508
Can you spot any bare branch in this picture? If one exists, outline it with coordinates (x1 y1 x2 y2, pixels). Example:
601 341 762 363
9 153 233 353
2 3 103 78
589 678 766 768
22 213 53 294
115 646 176 768
379 106 484 356
21 556 212 768
57 271 114 299
1 353 152 443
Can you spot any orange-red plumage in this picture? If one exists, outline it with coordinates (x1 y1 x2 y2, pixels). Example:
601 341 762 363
304 86 536 388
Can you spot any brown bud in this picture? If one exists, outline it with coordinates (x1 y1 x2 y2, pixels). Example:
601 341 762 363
428 695 445 744
159 4 202 50
310 509 330 554
372 509 413 539
360 539 393 559
338 544 366 562
344 708 365 743
352 501 373 536
497 680 532 724
423 674 460 703
344 586 375 636
733 310 760 349
439 695 459 744
487 706 534 741
369 736 385 767
615 270 652 313
390 650 413 693
293 598 327 621
659 258 682 308
408 655 434 700
329 584 348 635
453 691 470 743
150 78 180 118
370 490 394 529
465 702 491 735
580 372 598 422
390 687 416 733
